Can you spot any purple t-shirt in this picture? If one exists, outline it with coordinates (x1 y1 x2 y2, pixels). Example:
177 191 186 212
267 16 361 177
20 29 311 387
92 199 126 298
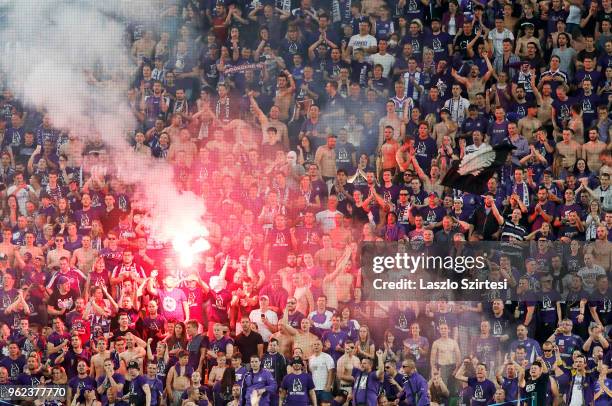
472 336 500 365
352 368 381 405
280 373 315 405
158 288 187 321
322 330 349 362
467 377 496 406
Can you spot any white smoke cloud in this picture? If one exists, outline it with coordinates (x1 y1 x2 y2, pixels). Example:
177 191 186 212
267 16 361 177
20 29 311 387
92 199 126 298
0 0 209 270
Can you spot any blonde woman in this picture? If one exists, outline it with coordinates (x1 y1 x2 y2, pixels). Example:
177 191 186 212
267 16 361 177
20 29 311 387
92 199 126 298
355 325 376 360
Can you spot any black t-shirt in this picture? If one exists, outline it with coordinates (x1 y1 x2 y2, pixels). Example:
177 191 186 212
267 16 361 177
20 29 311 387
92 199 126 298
48 289 78 316
522 372 549 406
235 331 264 364
454 33 480 59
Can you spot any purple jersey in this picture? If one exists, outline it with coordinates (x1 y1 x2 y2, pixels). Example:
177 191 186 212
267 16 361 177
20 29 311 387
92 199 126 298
322 330 349 362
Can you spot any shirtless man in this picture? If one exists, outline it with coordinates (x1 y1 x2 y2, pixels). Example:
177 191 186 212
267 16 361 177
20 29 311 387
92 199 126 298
585 226 612 270
270 321 294 359
323 246 356 308
71 235 98 275
46 235 71 270
284 318 319 359
168 128 197 167
159 113 180 143
0 228 23 268
336 340 361 397
119 332 147 373
19 232 43 264
430 323 462 393
131 31 156 61
112 336 128 375
582 128 607 173
555 128 582 171
90 337 112 379
273 72 296 122
380 126 399 174
250 95 290 150
166 350 192 406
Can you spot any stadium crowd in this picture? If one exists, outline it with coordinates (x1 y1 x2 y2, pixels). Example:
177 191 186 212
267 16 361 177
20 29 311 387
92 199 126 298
1 0 612 404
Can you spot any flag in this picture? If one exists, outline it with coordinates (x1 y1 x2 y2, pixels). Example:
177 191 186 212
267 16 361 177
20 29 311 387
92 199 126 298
440 141 516 194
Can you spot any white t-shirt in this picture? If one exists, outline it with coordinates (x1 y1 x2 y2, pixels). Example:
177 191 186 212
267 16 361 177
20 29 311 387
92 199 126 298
309 352 335 390
316 209 343 233
348 34 377 55
249 309 278 342
370 53 395 77
568 375 584 406
487 29 514 58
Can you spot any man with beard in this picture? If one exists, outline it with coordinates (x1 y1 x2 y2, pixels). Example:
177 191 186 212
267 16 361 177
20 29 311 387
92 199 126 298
56 334 91 379
547 319 584 366
349 350 385 406
73 193 102 236
141 81 169 129
16 354 45 387
123 360 152 406
66 359 96 403
280 356 316 406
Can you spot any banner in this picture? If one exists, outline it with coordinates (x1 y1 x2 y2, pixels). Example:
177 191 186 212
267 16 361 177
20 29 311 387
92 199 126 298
223 62 265 75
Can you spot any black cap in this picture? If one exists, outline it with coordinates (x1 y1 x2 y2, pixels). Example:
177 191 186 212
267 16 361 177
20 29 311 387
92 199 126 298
127 360 140 370
431 17 441 22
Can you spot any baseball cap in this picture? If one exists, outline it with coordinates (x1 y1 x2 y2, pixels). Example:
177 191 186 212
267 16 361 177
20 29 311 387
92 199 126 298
0 253 8 261
127 360 140 370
